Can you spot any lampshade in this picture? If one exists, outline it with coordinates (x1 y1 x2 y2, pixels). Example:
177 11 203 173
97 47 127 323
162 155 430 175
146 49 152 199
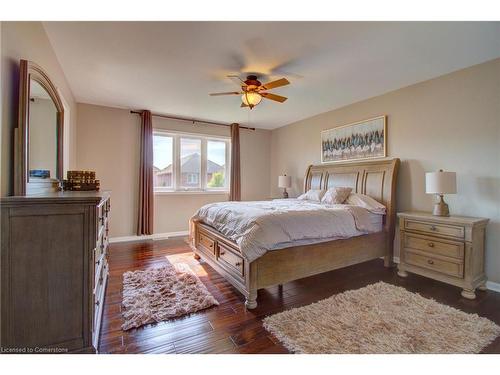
241 92 262 107
425 170 457 194
278 175 292 188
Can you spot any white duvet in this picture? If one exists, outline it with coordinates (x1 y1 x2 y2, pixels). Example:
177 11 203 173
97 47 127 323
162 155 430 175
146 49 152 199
191 199 383 262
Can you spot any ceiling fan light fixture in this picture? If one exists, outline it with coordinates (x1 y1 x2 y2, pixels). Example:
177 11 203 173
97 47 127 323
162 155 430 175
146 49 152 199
241 91 262 108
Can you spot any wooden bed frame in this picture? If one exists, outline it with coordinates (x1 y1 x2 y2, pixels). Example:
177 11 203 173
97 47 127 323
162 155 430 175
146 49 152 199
191 158 400 309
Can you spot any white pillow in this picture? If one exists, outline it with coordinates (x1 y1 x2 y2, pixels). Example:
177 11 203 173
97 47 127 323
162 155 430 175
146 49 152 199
321 187 352 205
297 189 325 202
345 193 386 214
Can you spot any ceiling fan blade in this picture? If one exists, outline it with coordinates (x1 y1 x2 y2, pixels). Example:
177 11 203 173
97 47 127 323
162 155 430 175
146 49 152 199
227 75 247 87
209 91 241 96
259 78 290 90
261 92 288 103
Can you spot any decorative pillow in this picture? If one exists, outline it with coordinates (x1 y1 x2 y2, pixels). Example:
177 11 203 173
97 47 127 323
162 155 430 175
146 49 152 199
345 193 386 214
321 187 352 205
297 189 326 202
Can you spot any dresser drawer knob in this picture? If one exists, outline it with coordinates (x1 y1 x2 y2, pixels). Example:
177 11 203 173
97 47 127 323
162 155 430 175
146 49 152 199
220 251 225 255
427 259 434 265
95 300 100 306
428 242 435 248
235 262 241 266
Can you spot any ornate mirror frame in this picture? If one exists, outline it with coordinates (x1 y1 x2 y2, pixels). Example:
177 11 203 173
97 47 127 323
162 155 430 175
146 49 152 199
14 59 64 195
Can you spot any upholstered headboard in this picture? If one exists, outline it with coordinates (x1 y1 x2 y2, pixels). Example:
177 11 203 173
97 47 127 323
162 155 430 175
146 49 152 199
304 158 400 234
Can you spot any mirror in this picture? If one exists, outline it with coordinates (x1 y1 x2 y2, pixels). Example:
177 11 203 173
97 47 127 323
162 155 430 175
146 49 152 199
28 80 58 183
15 60 64 195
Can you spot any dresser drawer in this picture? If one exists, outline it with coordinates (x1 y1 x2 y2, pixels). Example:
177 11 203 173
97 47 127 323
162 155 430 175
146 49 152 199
198 230 216 255
405 219 464 239
217 243 244 277
405 250 464 278
404 233 464 260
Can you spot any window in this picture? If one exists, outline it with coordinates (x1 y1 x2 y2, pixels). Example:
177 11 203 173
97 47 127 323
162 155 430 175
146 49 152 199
153 130 230 193
153 134 173 189
180 138 201 188
207 140 227 189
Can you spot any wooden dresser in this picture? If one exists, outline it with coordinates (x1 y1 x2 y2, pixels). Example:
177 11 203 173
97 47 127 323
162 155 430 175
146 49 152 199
397 212 488 299
1 191 110 353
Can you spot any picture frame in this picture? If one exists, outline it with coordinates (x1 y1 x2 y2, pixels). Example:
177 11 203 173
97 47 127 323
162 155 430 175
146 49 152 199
321 115 387 163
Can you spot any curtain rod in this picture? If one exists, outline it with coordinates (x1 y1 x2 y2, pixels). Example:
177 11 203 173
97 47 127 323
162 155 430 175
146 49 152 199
130 110 255 131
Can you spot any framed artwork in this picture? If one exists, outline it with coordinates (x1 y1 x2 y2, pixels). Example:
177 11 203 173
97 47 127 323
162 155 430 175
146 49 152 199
321 115 387 163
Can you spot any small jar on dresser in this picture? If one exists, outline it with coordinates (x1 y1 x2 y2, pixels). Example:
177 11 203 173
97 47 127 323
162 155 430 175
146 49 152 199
397 211 489 299
1 191 111 353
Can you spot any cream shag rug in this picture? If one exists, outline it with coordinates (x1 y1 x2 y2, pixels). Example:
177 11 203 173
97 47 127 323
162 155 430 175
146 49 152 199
263 282 500 353
121 263 218 330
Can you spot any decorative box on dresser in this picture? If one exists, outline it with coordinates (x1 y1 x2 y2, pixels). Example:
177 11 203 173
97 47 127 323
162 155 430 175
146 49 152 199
1 191 110 353
397 212 489 299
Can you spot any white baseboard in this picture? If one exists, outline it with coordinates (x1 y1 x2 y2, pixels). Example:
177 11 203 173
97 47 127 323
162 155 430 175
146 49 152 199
109 230 189 244
486 281 500 293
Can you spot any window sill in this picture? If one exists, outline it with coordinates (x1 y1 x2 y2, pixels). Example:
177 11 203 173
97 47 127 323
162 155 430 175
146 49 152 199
154 190 230 196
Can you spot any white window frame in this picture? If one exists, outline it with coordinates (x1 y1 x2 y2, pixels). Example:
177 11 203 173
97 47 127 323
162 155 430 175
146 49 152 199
153 129 231 194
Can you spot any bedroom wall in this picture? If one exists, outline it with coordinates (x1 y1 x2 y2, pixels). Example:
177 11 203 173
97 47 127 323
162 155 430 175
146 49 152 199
1 22 78 196
270 58 500 284
76 103 271 238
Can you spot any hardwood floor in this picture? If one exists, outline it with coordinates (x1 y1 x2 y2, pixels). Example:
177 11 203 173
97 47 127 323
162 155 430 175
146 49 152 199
99 237 500 354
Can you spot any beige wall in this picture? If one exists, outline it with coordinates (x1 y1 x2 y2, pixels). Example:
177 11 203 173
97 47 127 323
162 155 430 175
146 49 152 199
76 103 271 238
270 58 500 283
1 22 78 196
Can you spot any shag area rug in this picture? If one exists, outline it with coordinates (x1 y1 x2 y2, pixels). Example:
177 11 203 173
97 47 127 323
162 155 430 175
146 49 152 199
263 282 500 353
121 263 218 330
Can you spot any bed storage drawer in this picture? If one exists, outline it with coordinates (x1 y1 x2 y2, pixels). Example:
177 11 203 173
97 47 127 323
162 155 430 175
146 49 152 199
198 230 216 255
404 219 464 239
217 243 244 277
403 233 464 260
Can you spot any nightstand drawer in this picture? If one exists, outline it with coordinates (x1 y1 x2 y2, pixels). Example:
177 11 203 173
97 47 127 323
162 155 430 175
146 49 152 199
404 233 464 260
405 219 464 239
405 251 464 278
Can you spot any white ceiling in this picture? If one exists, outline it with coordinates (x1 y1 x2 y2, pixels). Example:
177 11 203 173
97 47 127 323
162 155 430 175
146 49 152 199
43 22 500 130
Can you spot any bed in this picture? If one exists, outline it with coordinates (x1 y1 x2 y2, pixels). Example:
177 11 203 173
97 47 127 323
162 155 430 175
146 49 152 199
190 158 400 309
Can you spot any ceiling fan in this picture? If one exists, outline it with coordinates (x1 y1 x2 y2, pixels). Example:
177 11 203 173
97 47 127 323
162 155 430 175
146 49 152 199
209 75 290 109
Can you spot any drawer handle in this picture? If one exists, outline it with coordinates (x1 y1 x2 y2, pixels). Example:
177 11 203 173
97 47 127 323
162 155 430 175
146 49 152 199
95 300 100 306
428 242 435 248
209 243 213 248
430 225 437 231
99 276 104 285
96 259 101 265
220 251 225 255
235 262 241 266
427 259 434 265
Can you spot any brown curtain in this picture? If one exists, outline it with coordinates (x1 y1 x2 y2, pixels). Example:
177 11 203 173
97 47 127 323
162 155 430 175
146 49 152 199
137 110 154 235
229 123 241 201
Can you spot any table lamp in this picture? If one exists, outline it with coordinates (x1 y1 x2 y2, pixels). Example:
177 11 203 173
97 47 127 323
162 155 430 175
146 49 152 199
425 169 456 216
278 175 292 198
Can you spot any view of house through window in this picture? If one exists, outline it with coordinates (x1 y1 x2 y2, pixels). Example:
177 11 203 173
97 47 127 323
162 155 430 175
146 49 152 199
207 140 226 188
152 135 173 188
153 131 230 192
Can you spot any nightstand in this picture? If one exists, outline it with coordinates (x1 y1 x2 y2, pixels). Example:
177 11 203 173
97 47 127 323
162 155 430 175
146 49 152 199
397 212 489 299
